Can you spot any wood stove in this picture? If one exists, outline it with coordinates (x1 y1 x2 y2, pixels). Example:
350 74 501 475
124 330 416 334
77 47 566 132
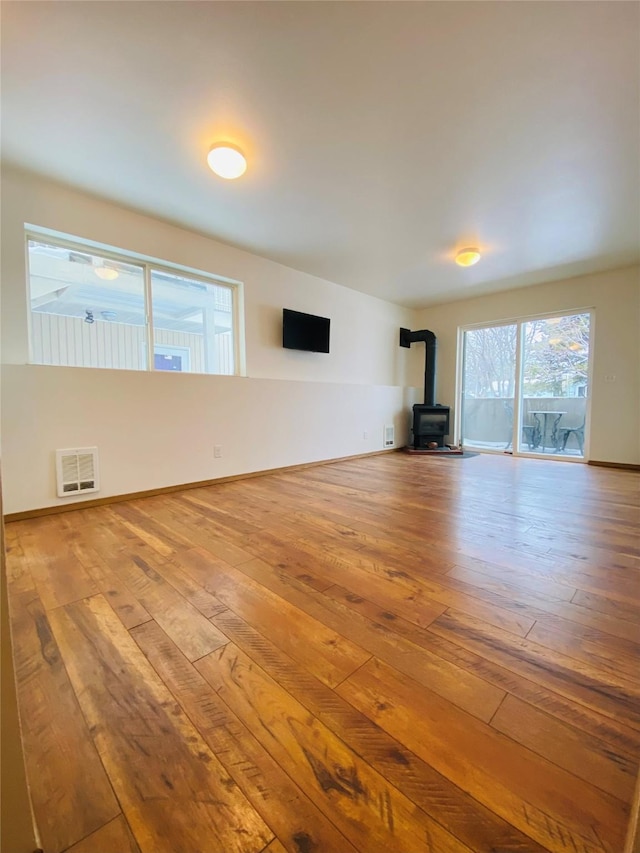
400 327 451 450
412 404 450 448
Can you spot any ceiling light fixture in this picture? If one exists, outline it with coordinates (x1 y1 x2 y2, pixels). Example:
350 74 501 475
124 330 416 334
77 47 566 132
455 248 481 267
207 143 247 179
95 266 119 281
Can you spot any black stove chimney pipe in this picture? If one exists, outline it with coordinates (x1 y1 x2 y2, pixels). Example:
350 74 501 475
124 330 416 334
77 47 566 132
399 328 437 406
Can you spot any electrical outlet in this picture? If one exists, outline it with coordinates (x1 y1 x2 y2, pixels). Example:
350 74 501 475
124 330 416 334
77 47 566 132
214 445 222 458
363 431 369 440
604 374 616 383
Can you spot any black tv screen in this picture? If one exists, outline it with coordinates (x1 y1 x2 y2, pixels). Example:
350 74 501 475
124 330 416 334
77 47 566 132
283 309 330 353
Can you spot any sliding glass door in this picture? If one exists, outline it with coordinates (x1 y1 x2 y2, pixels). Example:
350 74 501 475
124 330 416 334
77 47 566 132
459 312 591 459
460 324 517 451
518 313 590 457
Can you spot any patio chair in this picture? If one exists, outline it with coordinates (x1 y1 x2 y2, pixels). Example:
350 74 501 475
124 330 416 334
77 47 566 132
503 402 538 450
556 418 585 454
522 423 538 450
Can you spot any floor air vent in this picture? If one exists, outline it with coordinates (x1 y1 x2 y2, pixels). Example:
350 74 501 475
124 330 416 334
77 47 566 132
56 447 99 497
384 425 395 447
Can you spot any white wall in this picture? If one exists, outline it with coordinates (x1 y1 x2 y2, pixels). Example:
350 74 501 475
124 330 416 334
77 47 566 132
1 366 410 513
414 265 640 464
1 167 417 513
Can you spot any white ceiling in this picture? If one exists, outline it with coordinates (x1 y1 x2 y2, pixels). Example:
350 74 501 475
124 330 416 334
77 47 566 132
2 1 639 308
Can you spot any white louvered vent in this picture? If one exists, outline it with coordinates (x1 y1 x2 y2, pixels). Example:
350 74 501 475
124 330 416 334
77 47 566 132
384 425 395 447
56 447 99 497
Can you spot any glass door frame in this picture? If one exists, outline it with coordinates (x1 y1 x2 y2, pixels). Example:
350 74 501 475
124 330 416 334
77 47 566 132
455 308 595 462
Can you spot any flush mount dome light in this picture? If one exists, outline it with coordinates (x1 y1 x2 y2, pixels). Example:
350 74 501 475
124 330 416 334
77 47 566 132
94 266 119 280
455 248 481 267
207 143 247 179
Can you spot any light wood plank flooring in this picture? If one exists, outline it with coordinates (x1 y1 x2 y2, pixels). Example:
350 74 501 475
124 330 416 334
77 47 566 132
5 452 640 853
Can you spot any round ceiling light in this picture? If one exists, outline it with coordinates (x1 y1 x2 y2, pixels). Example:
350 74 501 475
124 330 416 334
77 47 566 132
94 266 119 280
455 248 481 267
207 144 247 179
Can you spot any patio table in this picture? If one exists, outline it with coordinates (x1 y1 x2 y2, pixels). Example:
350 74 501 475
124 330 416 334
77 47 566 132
529 411 566 453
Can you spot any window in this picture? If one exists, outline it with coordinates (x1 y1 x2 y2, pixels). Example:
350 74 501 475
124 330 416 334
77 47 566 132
26 234 240 375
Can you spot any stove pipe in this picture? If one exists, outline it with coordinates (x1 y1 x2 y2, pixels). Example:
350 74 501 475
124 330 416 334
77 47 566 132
399 328 437 406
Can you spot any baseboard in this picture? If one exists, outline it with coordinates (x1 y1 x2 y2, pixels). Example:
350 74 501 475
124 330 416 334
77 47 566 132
3 448 399 522
588 460 640 471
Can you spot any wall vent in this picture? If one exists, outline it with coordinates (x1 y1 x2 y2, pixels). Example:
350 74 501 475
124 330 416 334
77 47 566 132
384 425 395 447
55 447 99 497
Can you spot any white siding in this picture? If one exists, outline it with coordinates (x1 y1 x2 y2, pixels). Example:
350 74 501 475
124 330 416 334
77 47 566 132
31 313 233 374
31 313 146 370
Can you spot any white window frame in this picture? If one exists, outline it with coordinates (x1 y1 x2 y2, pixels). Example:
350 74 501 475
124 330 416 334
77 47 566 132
25 226 246 377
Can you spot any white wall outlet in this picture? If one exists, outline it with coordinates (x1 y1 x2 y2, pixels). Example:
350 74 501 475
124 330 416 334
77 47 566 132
604 374 616 383
214 445 222 458
363 431 369 440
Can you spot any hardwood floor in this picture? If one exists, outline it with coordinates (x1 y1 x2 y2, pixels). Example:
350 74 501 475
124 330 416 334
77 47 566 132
5 452 639 853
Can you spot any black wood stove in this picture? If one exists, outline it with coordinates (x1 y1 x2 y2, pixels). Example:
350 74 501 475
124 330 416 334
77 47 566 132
411 404 450 448
399 327 451 449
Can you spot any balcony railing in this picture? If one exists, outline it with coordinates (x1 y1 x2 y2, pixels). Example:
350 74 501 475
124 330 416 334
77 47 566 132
462 397 587 456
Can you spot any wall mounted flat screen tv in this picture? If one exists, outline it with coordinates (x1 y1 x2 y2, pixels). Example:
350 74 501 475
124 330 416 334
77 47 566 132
282 308 330 353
